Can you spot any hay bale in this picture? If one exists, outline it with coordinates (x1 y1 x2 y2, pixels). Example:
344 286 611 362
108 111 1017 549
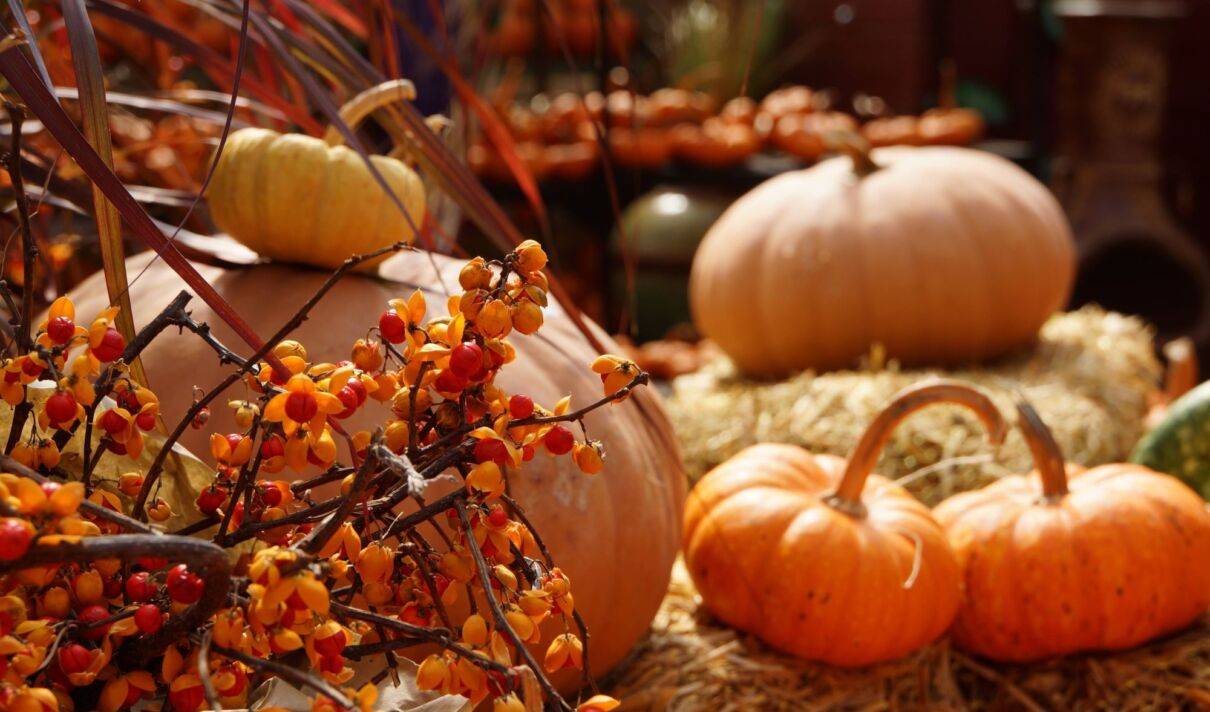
605 561 1210 711
668 306 1161 504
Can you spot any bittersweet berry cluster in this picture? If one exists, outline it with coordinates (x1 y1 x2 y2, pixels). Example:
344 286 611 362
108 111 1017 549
0 241 636 712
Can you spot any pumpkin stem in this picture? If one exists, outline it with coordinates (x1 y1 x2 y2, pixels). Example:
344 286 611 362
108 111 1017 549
322 79 418 149
826 380 1008 514
827 131 881 177
1015 400 1069 499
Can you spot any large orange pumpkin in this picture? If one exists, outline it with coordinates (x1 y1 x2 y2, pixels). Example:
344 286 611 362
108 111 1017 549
65 249 686 684
683 381 1006 666
689 144 1076 376
934 402 1210 663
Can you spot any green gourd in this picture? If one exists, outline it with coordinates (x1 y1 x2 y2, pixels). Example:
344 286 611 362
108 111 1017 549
1132 380 1210 499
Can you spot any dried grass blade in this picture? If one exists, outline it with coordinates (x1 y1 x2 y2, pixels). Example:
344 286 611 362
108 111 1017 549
59 0 147 386
0 43 282 372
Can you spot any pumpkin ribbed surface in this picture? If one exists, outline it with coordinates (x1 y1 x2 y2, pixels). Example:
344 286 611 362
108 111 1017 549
935 405 1210 662
207 128 426 269
684 443 961 666
689 146 1075 376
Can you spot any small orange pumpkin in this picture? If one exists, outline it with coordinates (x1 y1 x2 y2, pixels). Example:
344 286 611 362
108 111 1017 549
918 107 984 146
759 85 816 121
684 381 1006 666
934 402 1210 663
770 111 858 161
606 126 672 168
467 140 550 183
719 96 758 126
544 140 599 180
671 118 761 168
647 88 715 127
602 90 649 127
862 115 922 147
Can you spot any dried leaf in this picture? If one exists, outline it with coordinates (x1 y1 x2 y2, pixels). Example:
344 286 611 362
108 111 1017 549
60 0 146 388
0 386 213 526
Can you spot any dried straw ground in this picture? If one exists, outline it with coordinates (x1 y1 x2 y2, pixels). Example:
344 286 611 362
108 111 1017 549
607 561 1210 711
605 307 1210 710
668 306 1162 505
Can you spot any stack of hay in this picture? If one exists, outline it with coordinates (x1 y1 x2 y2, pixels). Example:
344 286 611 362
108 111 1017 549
667 306 1161 505
607 561 1210 711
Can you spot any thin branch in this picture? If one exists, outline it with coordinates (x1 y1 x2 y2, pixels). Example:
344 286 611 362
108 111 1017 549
212 644 353 710
455 499 569 711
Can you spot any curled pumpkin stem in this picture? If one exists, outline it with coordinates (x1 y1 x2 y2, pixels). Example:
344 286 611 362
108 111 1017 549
1015 400 1069 499
827 380 1008 513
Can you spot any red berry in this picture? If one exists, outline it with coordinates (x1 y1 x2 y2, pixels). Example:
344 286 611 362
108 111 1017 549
125 572 156 602
319 654 345 674
98 409 127 435
284 391 318 423
487 505 509 528
134 604 163 634
47 316 75 345
190 407 210 430
77 604 111 640
474 438 509 465
58 643 91 674
544 426 574 455
91 327 125 362
433 369 467 393
335 386 359 419
195 487 228 516
509 394 534 419
0 519 32 562
449 343 483 379
260 436 285 459
115 390 140 411
20 358 43 378
165 565 204 605
103 575 122 598
135 410 157 431
313 629 346 658
522 444 536 462
259 484 283 507
45 391 77 426
217 665 247 697
225 433 244 453
346 378 367 405
378 310 407 344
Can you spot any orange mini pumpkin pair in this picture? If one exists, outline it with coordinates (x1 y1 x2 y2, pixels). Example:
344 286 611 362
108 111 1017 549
684 381 1006 666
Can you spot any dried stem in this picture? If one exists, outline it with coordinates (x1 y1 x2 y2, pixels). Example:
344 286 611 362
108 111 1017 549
455 499 569 711
213 644 353 710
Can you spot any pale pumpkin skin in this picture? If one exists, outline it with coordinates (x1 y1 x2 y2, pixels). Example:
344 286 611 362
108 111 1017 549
64 250 686 684
934 405 1210 663
689 146 1076 376
206 128 426 269
683 382 1006 666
